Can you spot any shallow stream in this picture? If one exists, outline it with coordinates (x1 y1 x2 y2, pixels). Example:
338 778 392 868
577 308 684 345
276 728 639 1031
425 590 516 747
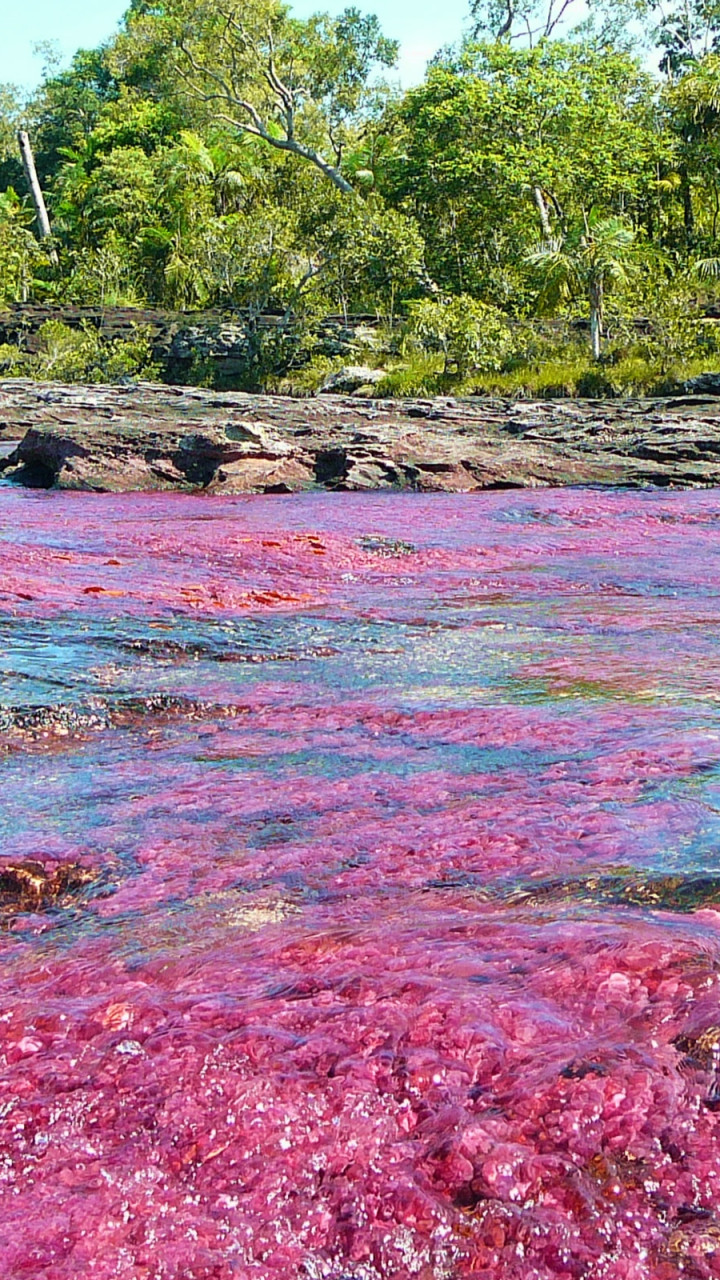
2 488 720 1278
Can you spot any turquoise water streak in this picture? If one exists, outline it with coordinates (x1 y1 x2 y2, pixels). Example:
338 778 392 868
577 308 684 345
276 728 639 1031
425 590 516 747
3 488 720 1277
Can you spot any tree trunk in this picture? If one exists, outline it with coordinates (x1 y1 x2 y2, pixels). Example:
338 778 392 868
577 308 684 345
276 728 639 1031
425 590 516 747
17 131 58 265
590 281 603 362
533 187 553 240
17 131 58 266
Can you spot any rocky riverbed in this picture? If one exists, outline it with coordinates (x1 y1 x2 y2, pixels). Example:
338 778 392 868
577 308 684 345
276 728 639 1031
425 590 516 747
3 379 720 491
6 485 720 1277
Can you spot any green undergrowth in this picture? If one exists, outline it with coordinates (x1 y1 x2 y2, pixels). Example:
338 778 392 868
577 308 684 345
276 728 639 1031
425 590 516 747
278 349 720 400
0 320 161 384
466 353 720 399
269 307 720 399
2 318 720 399
375 347 720 400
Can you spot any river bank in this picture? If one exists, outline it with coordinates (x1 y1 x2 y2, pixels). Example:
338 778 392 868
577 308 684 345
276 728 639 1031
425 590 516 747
3 379 720 492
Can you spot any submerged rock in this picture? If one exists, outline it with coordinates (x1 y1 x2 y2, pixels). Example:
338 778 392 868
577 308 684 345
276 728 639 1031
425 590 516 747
0 860 96 913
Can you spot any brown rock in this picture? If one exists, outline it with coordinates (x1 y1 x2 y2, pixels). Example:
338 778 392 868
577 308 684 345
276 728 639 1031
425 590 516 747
4 378 720 492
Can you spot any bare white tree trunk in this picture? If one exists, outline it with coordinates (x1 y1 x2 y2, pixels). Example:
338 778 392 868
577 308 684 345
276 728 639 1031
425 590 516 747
533 187 552 240
17 130 58 264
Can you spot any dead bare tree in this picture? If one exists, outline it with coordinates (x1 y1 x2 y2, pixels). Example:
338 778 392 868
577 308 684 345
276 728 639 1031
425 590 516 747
17 130 58 264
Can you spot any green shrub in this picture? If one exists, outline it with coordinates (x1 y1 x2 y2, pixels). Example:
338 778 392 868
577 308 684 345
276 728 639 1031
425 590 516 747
374 353 445 397
0 342 31 376
270 355 341 396
0 320 161 384
406 296 515 376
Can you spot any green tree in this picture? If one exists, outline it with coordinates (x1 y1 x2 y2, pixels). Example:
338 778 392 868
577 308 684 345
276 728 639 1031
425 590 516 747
408 294 514 374
0 85 26 191
664 54 720 250
526 214 639 358
645 0 720 72
117 0 398 195
299 192 425 321
28 47 119 186
381 41 665 306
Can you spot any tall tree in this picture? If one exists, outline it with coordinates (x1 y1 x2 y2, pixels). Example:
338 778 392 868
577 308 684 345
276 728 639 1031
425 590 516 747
117 0 398 195
646 0 720 72
381 41 665 306
665 54 720 249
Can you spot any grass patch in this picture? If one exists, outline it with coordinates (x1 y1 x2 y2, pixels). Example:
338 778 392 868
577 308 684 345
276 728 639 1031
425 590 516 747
373 353 447 398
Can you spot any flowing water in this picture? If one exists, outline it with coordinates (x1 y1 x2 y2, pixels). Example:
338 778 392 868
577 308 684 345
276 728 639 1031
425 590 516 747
3 487 720 1278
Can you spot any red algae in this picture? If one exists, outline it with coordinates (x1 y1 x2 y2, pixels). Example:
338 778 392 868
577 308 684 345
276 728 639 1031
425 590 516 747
4 489 720 1276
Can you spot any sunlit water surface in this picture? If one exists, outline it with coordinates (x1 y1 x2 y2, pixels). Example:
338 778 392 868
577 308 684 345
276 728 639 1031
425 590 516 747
3 488 720 1278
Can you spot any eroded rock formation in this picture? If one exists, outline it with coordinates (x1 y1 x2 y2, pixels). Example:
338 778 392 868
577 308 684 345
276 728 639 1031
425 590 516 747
3 379 720 491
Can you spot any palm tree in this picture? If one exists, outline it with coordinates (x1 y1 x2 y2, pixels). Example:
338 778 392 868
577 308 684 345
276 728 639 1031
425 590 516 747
163 131 266 218
526 214 638 360
695 255 720 279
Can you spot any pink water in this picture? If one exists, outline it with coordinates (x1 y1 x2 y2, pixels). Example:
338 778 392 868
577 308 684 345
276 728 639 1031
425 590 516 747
3 488 720 1279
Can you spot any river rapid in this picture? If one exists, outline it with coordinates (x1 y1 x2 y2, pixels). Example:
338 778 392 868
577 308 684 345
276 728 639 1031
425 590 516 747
3 487 720 1279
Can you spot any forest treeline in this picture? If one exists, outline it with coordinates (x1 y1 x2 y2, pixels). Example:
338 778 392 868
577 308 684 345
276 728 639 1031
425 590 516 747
2 0 720 396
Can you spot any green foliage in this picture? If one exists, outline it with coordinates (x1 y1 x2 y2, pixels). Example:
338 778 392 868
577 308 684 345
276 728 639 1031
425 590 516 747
3 0 720 395
299 194 426 321
0 189 53 304
0 321 160 382
114 0 398 193
527 218 638 305
0 84 25 191
635 295 720 372
373 353 446 397
407 296 515 374
381 42 665 306
29 46 120 185
269 353 340 396
526 215 642 357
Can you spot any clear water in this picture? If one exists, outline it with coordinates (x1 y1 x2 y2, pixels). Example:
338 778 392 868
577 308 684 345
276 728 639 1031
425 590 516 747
2 488 720 1278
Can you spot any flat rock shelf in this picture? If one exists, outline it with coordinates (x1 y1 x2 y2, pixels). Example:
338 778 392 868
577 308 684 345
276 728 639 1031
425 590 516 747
4 379 720 491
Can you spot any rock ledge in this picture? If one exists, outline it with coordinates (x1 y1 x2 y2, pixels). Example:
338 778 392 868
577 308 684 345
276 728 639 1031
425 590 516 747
3 379 720 492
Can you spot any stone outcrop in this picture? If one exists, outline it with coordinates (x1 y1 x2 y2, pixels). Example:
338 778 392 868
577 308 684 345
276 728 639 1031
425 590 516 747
681 372 720 396
0 304 372 384
318 365 387 394
4 378 720 492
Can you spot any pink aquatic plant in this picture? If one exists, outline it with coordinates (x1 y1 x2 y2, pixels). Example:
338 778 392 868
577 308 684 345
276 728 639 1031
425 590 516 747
2 489 720 1276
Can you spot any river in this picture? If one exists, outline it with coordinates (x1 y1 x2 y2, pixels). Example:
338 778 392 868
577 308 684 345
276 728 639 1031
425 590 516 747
2 487 720 1278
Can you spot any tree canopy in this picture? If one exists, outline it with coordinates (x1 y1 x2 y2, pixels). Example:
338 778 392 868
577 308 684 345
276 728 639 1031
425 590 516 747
2 0 720 388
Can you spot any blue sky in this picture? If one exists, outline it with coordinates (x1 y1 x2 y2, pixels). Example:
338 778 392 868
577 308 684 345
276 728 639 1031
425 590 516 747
0 0 471 92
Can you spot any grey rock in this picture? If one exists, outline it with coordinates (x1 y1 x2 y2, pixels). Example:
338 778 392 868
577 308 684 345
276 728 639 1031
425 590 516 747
318 366 386 395
680 373 720 397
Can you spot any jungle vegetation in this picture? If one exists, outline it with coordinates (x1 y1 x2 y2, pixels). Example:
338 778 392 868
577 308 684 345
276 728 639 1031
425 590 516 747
3 0 720 396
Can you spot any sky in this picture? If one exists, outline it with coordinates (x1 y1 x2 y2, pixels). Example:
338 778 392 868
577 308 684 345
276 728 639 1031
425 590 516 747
0 0 471 94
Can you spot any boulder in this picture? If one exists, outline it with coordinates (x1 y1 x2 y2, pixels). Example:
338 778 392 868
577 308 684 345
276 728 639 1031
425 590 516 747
318 366 386 395
680 373 720 396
